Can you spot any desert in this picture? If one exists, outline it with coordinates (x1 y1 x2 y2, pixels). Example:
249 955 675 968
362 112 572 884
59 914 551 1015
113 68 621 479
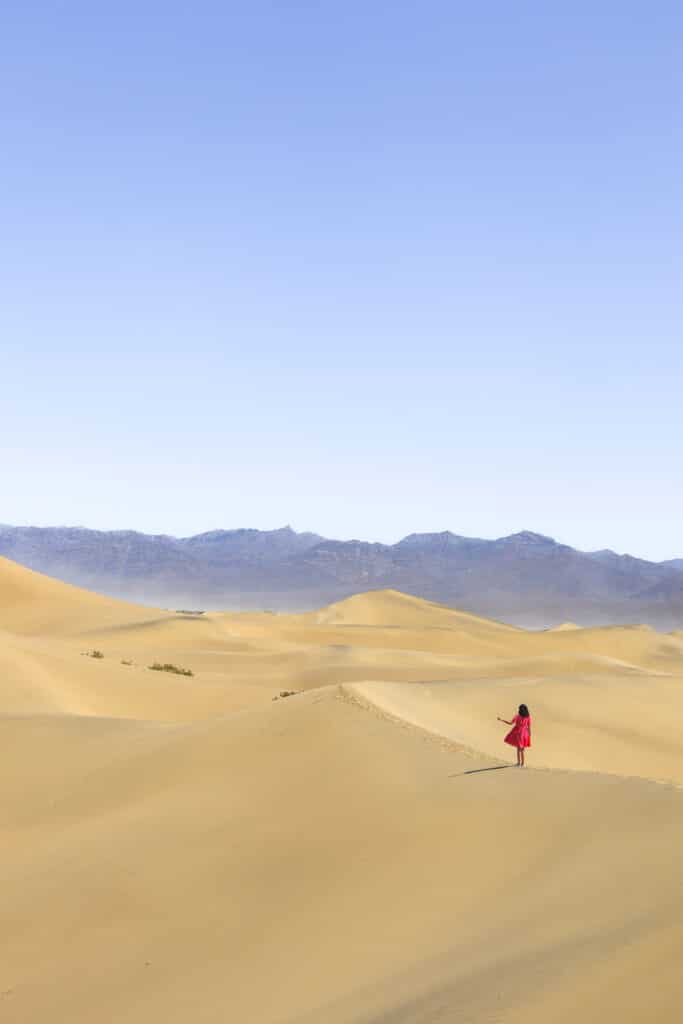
3 555 683 1022
6 4 682 1020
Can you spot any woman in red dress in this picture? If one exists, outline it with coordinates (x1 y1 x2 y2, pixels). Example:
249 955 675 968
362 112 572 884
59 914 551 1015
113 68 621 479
497 704 531 766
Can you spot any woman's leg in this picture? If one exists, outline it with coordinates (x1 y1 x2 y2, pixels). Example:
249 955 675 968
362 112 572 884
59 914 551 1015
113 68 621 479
520 747 525 767
516 747 521 766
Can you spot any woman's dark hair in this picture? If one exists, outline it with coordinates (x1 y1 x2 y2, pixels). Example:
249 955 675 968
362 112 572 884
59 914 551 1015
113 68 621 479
518 704 530 718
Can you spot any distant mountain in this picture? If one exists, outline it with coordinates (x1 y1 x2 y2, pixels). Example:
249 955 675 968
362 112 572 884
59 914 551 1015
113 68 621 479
0 523 681 628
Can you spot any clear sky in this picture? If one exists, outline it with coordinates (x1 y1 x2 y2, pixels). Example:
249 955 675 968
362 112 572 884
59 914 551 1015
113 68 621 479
2 2 682 560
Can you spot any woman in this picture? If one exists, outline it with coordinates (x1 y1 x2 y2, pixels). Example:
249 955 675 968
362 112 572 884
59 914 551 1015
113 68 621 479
497 704 531 766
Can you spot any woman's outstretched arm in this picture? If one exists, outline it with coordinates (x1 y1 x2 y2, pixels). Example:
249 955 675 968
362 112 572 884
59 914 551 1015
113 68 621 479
497 716 514 725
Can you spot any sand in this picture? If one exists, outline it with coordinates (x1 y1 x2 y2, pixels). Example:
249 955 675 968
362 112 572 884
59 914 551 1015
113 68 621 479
2 556 683 1022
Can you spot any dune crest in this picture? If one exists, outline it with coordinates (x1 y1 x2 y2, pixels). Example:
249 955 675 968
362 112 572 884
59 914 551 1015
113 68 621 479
308 588 518 631
0 555 157 635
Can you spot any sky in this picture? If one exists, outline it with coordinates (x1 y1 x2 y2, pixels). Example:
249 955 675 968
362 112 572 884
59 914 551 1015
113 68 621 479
2 2 682 560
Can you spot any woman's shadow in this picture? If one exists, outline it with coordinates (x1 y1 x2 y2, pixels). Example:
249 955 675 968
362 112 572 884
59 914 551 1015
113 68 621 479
450 765 513 777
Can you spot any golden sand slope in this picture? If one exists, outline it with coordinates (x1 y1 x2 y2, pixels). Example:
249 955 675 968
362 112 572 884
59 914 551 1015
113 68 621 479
2 559 683 1022
3 689 683 1024
0 554 159 634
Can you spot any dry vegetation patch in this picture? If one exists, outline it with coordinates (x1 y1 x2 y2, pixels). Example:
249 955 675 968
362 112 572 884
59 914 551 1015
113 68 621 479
148 662 194 677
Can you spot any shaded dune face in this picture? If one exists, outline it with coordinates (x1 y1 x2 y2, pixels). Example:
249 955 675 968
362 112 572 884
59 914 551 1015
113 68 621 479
2 557 683 1022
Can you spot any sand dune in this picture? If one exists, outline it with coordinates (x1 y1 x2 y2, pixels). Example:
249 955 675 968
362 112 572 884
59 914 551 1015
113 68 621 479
0 554 157 634
308 587 520 632
2 559 683 1021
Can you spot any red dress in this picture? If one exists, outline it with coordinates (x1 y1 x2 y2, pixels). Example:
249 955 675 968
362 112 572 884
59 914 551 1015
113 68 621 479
504 714 531 748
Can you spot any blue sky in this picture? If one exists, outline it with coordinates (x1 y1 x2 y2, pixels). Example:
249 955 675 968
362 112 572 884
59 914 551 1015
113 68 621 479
2 2 682 559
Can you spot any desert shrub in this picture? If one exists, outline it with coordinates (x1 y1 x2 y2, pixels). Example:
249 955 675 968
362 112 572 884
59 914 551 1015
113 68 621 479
121 659 133 666
148 662 194 677
86 650 104 659
176 610 205 615
272 690 298 701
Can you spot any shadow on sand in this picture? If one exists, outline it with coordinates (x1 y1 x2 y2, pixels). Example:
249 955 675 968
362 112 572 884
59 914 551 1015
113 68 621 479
450 765 513 777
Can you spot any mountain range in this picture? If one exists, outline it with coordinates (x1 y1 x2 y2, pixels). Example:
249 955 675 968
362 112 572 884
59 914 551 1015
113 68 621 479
1 523 682 628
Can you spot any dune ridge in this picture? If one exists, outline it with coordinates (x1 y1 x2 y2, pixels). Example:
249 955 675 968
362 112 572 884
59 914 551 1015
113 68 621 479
2 557 683 1021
